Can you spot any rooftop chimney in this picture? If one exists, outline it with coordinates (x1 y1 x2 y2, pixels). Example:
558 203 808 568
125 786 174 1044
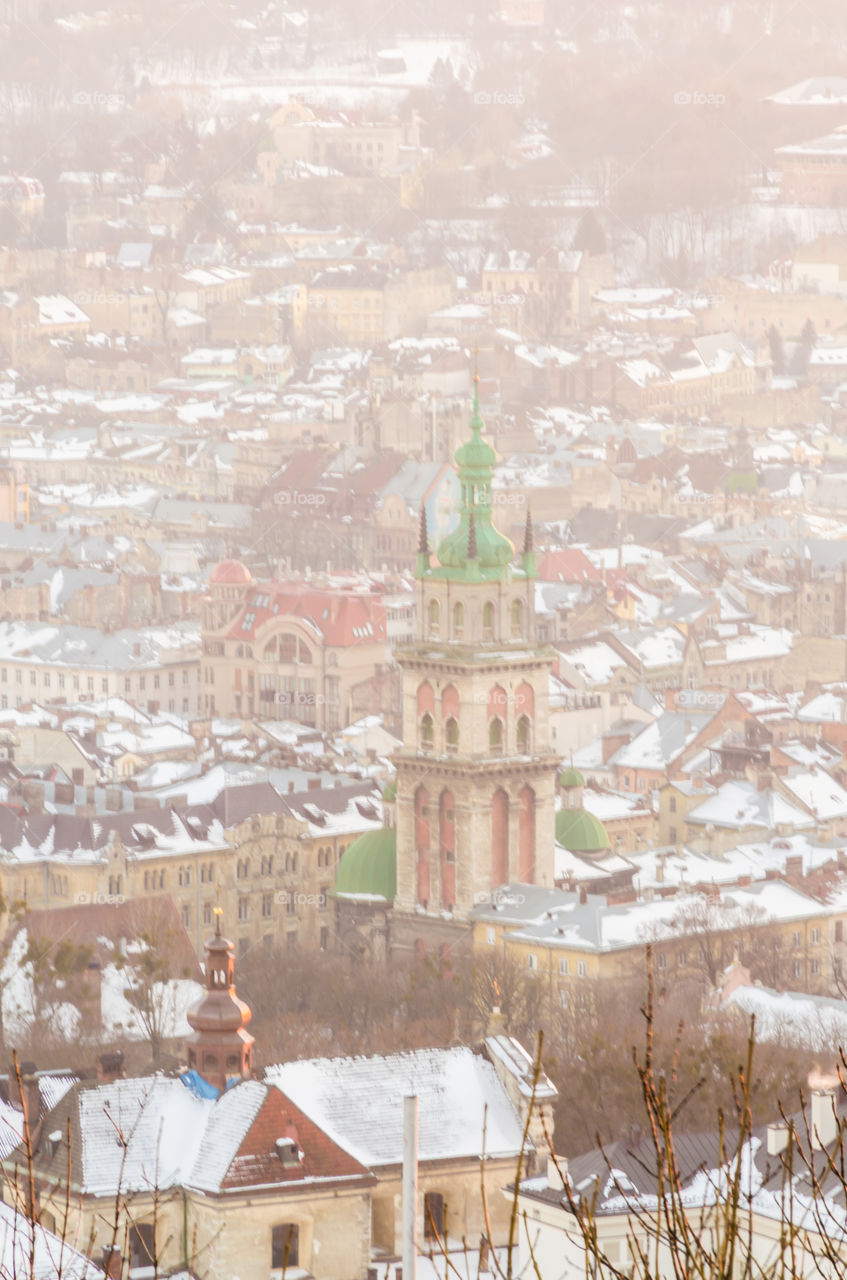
809 1070 841 1151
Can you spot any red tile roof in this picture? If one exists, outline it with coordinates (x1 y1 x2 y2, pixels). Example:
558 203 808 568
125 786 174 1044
222 1085 375 1190
226 581 387 647
536 548 600 583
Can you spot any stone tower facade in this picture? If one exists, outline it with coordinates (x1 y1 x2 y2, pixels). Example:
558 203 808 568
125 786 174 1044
390 379 558 954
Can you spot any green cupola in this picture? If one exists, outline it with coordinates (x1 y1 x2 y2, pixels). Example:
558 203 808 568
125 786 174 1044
331 828 397 901
434 374 516 580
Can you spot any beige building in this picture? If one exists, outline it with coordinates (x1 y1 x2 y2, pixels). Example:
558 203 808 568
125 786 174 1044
8 924 557 1280
201 562 391 731
0 621 200 717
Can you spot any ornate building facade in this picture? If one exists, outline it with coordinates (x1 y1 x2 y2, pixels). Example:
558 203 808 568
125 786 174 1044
334 381 559 956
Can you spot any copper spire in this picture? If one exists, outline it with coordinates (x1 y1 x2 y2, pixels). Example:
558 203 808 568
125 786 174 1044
418 502 429 555
523 504 534 554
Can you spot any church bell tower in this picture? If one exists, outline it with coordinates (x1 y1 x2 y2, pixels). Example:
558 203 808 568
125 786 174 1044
390 374 558 954
186 909 255 1092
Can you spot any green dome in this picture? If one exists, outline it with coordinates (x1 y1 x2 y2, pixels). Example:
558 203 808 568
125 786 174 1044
332 828 396 901
559 767 585 789
437 513 514 570
555 807 610 853
381 778 397 802
454 418 496 472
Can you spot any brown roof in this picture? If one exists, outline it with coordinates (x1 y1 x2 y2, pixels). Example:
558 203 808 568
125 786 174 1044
223 1085 375 1190
9 898 201 980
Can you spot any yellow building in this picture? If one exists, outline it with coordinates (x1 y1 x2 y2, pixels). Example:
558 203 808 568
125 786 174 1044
0 467 29 523
0 778 383 956
473 878 847 999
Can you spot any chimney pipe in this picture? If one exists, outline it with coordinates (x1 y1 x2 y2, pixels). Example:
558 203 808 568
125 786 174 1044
810 1074 840 1150
402 1095 418 1280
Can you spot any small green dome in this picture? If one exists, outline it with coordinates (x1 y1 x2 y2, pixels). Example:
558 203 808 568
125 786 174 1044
381 778 397 802
333 828 396 900
455 419 496 472
555 807 610 853
559 767 585 789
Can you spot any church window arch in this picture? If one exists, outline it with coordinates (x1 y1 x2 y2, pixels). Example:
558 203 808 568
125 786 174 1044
489 717 503 753
427 598 441 636
517 714 531 753
420 712 434 752
482 601 495 641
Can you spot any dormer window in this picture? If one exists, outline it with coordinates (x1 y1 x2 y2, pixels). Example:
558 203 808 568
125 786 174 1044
275 1136 304 1168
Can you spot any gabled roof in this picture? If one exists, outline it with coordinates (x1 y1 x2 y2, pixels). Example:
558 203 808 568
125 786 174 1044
266 1046 528 1167
8 1075 373 1198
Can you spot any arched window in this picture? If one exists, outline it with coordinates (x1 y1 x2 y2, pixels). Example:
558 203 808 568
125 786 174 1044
428 598 440 636
482 601 495 641
489 717 503 753
453 601 464 639
420 712 434 751
511 598 524 637
517 714 531 753
445 717 459 752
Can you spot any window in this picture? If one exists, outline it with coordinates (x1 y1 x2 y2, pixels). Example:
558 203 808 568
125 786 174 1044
420 712 434 751
423 1193 445 1243
271 1224 299 1269
793 930 801 948
793 960 802 978
577 960 587 978
837 921 844 943
129 1225 155 1271
427 598 440 636
445 716 459 752
527 953 538 970
811 927 820 945
489 718 503 753
483 601 495 640
511 598 523 637
262 893 273 918
203 902 213 926
453 602 464 639
812 958 821 976
669 795 677 813
238 897 249 922
558 956 569 975
516 715 530 753
486 927 496 945
181 906 190 928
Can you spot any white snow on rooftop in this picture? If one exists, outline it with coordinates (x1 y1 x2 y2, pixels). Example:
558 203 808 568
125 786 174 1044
266 1046 526 1166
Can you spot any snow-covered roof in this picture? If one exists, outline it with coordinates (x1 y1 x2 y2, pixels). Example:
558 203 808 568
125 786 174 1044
266 1046 527 1165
